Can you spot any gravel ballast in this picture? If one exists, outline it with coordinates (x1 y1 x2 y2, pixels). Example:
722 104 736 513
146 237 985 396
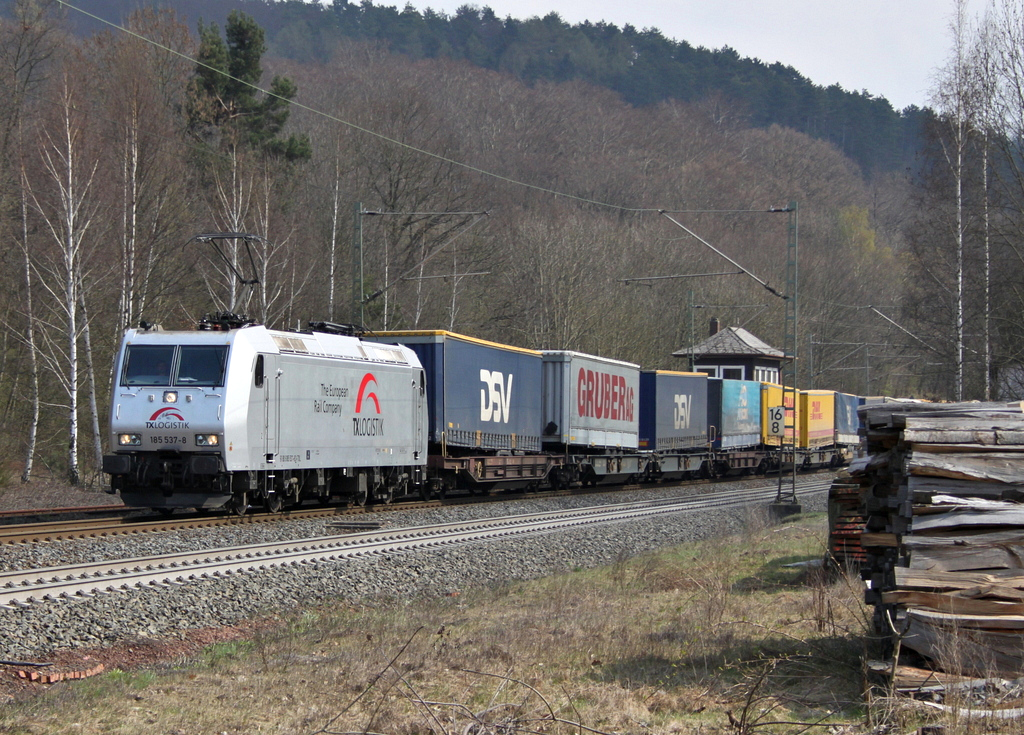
1 480 828 660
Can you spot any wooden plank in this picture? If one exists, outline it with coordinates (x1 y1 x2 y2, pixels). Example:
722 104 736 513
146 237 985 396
903 528 1024 544
882 591 1024 615
917 495 1019 512
897 567 1024 588
911 507 1024 531
907 545 1024 573
906 451 1024 484
895 568 1024 600
888 663 975 689
861 532 898 547
902 614 1024 678
905 417 1024 433
910 442 1024 452
904 412 1024 428
908 476 1024 499
906 606 1024 630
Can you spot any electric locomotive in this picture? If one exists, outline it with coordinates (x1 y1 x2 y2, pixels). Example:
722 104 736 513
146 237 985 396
102 319 428 513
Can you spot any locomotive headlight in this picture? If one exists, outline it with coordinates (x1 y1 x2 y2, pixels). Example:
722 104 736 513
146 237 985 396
163 391 178 403
118 433 142 446
194 433 220 447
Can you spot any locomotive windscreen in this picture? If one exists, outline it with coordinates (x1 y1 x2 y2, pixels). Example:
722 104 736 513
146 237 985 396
121 345 228 387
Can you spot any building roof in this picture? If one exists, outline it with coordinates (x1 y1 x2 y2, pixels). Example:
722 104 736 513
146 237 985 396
673 326 784 360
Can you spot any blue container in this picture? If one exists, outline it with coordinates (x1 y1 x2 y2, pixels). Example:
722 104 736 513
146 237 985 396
368 331 544 452
707 378 762 449
639 371 709 450
834 392 863 445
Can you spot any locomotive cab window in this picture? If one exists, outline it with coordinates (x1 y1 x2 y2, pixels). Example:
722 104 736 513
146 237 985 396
122 345 175 386
176 346 228 386
121 344 228 387
254 355 264 387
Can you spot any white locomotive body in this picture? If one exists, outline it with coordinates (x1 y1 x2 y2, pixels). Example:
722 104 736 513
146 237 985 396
103 323 427 513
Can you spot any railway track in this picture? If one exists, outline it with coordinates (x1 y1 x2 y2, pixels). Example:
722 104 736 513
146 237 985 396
0 503 408 545
0 490 585 545
0 472 834 545
0 478 831 610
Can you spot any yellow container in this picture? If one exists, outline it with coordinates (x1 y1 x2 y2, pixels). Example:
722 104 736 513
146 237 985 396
798 390 835 448
760 383 796 446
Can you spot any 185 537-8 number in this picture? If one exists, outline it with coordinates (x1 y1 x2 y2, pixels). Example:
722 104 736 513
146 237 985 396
149 436 187 445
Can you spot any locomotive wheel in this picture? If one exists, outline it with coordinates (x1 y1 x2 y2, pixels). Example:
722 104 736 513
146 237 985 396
229 492 248 516
265 492 283 513
352 484 368 506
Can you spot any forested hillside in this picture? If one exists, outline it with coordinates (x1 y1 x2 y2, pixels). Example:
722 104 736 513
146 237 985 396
56 0 925 177
0 0 1020 486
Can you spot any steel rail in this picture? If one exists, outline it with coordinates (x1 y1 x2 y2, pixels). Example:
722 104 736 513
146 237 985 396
0 473 832 545
0 479 830 609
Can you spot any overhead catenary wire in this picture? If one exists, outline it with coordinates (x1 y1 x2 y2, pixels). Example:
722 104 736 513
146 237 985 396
618 271 743 284
658 211 788 300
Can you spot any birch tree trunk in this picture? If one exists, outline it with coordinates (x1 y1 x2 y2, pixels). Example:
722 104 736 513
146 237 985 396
18 165 40 484
29 70 99 486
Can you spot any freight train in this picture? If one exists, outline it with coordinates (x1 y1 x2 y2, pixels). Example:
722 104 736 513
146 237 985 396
102 319 864 513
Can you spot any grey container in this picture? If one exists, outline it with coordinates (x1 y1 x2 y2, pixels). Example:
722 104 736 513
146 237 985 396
542 351 640 450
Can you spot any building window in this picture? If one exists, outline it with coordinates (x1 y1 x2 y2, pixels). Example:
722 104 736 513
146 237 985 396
753 367 779 383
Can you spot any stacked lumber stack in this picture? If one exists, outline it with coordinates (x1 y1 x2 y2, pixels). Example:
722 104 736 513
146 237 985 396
852 400 1024 678
826 474 868 566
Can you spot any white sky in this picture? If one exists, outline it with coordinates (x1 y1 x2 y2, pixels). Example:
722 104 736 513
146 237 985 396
404 0 987 110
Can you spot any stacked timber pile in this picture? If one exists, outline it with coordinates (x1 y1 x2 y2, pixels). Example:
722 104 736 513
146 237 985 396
851 400 1024 680
827 472 868 567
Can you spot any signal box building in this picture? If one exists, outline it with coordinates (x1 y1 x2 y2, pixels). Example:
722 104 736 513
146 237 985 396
673 318 783 384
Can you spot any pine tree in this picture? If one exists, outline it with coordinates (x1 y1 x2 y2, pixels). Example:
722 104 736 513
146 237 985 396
186 10 310 161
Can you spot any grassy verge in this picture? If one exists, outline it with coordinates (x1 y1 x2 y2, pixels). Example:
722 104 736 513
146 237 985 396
0 510 951 734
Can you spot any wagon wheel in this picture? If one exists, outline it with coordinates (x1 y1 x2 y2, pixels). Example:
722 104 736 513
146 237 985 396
352 482 368 507
229 491 249 516
265 492 283 513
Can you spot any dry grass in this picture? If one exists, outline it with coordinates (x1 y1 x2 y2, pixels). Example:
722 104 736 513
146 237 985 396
0 472 112 511
3 511 1013 734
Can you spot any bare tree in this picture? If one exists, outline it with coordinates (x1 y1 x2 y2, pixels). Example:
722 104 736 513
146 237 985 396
930 0 978 401
26 63 100 485
93 9 197 338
